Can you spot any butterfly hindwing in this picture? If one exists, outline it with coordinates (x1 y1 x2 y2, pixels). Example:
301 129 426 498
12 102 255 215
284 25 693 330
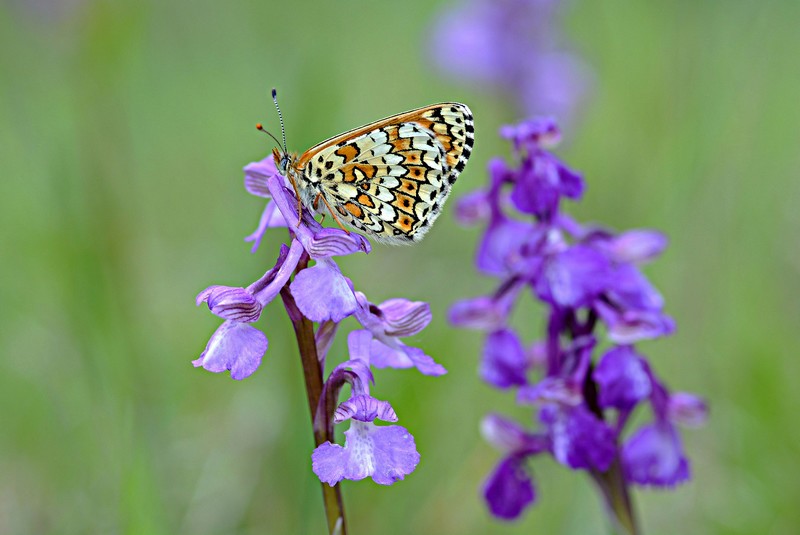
295 103 474 244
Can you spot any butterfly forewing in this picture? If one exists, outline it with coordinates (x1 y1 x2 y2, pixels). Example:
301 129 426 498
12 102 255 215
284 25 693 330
294 103 474 244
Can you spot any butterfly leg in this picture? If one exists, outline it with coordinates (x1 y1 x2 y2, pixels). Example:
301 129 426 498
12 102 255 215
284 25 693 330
311 196 329 224
286 173 304 228
315 192 350 234
310 195 328 224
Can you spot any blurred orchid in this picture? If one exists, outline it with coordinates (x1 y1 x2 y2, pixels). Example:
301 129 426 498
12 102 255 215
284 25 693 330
451 118 707 532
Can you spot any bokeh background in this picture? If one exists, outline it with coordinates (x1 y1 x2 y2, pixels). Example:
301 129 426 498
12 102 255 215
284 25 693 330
2 1 799 534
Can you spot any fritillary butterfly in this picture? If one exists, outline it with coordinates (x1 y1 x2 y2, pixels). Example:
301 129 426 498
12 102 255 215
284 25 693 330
264 90 474 245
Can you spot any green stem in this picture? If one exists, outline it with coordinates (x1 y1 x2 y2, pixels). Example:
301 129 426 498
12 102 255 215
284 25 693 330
280 257 347 535
590 460 639 535
582 354 639 535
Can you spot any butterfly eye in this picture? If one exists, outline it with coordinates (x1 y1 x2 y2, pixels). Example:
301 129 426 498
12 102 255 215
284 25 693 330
280 155 290 174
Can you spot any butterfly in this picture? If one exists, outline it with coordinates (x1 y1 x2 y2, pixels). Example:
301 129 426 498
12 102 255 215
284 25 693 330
261 90 474 245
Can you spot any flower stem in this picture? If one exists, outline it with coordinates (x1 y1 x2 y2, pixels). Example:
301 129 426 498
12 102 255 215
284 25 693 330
281 255 347 535
590 460 639 535
582 357 640 535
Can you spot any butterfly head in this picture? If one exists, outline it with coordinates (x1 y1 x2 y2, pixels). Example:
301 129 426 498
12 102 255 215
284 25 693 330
271 147 293 176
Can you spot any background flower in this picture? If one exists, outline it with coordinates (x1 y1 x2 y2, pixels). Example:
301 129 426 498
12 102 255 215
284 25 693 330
451 117 707 526
430 0 592 125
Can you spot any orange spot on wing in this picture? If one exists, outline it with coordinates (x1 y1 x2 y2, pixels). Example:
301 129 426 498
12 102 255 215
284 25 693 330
357 194 374 208
391 138 412 151
344 202 363 218
340 163 376 183
342 166 357 183
335 144 359 163
399 179 418 195
396 215 413 232
445 151 458 169
406 166 428 181
403 150 422 164
392 194 415 214
354 163 376 179
413 118 434 131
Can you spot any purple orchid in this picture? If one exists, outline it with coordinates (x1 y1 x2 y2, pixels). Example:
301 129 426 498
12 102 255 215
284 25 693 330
193 241 304 379
350 292 446 376
481 328 529 389
312 361 420 486
481 414 548 519
194 153 443 532
429 0 591 125
450 117 707 532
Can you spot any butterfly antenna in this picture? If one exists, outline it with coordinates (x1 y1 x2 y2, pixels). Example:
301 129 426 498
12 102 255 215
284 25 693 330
255 123 284 149
271 88 288 154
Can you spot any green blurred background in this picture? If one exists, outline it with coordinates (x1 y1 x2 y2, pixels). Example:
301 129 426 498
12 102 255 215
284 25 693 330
2 1 799 534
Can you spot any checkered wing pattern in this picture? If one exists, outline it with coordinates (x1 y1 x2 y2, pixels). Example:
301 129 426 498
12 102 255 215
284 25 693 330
295 103 474 244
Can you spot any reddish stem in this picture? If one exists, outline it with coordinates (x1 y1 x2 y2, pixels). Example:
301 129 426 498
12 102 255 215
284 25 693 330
280 253 347 535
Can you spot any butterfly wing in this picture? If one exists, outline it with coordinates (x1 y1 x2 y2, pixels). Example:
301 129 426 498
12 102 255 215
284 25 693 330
295 103 474 244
